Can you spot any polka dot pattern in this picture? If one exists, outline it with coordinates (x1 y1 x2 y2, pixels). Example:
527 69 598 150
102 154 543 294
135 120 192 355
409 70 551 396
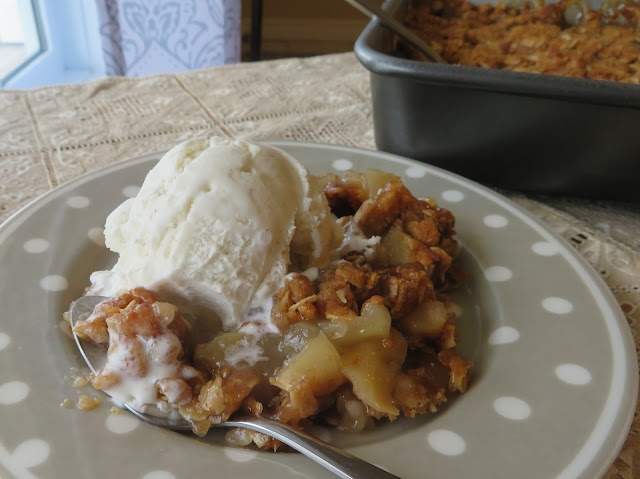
493 397 531 420
106 412 140 434
224 447 258 462
0 332 10 351
441 190 465 203
1 146 629 479
488 326 520 345
122 185 141 198
88 227 106 247
484 266 513 282
311 427 332 443
427 429 466 456
556 364 592 385
332 159 353 171
23 238 50 254
0 381 30 405
483 215 508 228
66 196 90 208
39 275 68 292
532 241 559 256
542 297 574 315
405 165 428 178
11 439 50 468
141 472 176 479
446 302 463 319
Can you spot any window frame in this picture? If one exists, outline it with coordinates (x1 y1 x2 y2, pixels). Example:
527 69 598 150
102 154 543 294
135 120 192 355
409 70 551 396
0 0 46 87
4 0 105 89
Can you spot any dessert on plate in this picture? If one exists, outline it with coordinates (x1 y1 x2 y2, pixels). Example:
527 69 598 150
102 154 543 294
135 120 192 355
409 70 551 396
71 136 472 449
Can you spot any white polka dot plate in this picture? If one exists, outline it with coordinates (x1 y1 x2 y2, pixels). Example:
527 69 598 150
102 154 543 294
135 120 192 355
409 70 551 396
0 142 636 479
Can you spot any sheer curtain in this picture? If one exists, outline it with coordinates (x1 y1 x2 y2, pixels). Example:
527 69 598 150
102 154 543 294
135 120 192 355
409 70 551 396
94 0 241 77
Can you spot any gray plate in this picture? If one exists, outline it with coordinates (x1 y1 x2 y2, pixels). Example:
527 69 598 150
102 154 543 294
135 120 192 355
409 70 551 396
0 142 636 479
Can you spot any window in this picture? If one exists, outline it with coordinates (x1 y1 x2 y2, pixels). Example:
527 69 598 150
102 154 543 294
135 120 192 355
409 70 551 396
2 0 105 89
0 0 44 87
3 0 241 89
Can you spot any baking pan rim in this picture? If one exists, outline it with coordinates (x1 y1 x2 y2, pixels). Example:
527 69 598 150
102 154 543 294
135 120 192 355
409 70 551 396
354 0 640 110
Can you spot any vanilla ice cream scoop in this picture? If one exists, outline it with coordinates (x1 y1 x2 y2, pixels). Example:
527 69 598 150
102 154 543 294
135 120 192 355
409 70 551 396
90 137 334 331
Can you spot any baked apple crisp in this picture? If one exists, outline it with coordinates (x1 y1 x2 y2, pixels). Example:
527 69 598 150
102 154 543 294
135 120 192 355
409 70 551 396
402 0 640 83
73 169 472 449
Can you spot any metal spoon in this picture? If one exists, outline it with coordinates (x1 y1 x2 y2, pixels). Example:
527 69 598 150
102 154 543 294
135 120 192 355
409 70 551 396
70 296 401 479
344 0 445 63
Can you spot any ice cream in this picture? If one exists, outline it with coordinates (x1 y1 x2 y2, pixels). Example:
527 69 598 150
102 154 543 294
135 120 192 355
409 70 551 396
90 137 334 332
74 150 473 432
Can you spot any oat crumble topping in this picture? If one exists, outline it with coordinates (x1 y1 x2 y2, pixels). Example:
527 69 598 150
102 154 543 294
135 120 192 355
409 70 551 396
71 169 472 450
402 0 640 83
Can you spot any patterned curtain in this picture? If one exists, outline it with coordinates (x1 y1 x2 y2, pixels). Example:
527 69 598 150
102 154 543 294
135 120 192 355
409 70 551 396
94 0 241 77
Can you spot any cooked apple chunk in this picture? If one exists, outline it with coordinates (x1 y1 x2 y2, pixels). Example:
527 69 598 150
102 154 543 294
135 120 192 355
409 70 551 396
271 333 345 396
71 169 472 447
340 328 407 416
318 299 391 350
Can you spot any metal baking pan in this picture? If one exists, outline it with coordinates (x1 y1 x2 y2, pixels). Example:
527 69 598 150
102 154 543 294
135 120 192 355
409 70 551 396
353 0 640 202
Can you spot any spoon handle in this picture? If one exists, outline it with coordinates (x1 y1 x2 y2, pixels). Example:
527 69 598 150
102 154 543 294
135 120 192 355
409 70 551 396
227 417 401 479
344 0 445 63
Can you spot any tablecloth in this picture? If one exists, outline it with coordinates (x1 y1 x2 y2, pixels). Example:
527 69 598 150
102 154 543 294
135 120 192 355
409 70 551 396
0 52 637 478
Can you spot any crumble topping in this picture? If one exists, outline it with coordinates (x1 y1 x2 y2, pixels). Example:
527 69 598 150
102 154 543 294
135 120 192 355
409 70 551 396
71 169 472 449
77 395 101 411
74 288 203 413
402 0 640 83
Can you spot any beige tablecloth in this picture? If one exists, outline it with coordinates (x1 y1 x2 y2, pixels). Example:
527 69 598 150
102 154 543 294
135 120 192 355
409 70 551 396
1 52 638 477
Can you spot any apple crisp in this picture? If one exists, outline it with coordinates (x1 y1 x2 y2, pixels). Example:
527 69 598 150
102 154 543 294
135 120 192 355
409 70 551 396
72 169 472 449
402 0 640 83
